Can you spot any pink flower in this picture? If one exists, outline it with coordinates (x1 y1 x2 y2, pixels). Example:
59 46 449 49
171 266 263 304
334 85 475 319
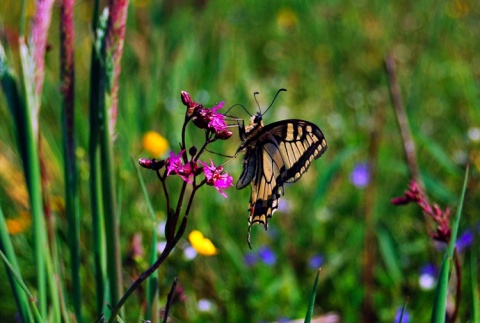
191 101 229 135
201 159 234 198
208 102 228 132
165 150 194 183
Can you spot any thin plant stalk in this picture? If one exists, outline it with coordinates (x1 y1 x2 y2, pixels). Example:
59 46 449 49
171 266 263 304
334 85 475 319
132 157 159 321
430 165 469 323
18 35 48 318
89 0 107 314
163 277 178 323
362 102 384 323
60 0 81 320
305 269 321 323
0 206 34 323
0 251 42 322
100 0 131 308
108 185 199 322
385 54 422 185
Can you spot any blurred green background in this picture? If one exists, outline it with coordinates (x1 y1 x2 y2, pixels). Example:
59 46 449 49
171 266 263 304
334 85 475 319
1 0 479 322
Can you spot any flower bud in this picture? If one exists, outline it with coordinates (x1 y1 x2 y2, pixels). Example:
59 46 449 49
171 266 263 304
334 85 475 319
192 108 212 129
139 158 165 170
189 146 198 157
181 91 192 106
215 129 233 140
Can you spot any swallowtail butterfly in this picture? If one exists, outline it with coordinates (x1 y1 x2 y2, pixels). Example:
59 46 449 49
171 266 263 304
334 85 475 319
234 89 327 247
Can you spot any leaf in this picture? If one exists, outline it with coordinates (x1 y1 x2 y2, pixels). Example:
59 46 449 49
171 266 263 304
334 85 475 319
305 269 321 323
430 165 469 323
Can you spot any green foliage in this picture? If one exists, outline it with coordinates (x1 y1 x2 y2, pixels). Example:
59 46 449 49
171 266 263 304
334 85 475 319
0 0 479 322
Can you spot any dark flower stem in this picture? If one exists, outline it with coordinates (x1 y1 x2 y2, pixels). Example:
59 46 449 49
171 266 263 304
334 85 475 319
157 170 171 216
108 185 199 322
163 277 178 323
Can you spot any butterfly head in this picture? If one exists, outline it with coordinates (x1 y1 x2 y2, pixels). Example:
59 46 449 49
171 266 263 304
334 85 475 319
248 112 264 130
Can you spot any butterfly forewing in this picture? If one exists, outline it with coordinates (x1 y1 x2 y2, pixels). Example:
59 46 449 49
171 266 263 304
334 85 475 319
267 120 327 183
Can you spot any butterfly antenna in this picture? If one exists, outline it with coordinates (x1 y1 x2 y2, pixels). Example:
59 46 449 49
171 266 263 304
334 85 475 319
253 91 262 114
262 88 287 116
224 103 252 117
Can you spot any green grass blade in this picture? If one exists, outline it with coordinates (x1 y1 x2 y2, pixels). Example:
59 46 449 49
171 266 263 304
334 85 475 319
60 0 81 320
0 206 35 323
100 108 122 308
2 37 49 318
132 156 158 321
430 165 469 323
0 250 43 322
89 0 107 313
305 269 321 323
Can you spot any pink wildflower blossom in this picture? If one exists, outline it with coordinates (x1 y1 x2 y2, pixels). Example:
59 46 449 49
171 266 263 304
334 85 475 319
201 159 234 198
166 150 194 183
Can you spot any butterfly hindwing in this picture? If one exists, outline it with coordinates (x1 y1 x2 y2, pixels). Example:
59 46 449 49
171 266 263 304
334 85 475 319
248 138 286 230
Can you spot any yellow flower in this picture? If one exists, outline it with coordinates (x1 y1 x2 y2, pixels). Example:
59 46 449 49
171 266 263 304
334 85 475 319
142 131 169 157
6 210 31 235
188 230 218 256
276 8 298 31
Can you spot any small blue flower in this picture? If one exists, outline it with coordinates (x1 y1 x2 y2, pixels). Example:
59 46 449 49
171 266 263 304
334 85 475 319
258 246 276 266
278 199 290 213
456 229 474 252
308 254 325 269
419 263 437 290
244 252 257 267
350 162 370 188
394 305 410 323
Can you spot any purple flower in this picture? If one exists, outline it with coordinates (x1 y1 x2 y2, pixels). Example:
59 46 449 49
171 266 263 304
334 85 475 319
192 101 230 136
244 252 257 267
165 150 194 183
258 246 276 266
308 254 325 269
456 229 474 252
350 162 370 188
394 306 410 323
419 263 437 290
208 102 228 132
201 159 234 198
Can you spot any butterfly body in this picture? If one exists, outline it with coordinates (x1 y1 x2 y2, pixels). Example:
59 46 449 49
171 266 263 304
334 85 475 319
236 112 327 247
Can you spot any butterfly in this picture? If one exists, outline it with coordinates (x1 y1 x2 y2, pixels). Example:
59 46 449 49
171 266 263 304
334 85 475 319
234 89 327 248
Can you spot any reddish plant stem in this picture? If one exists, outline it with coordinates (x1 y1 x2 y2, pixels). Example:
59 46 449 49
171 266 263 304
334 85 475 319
386 53 462 321
362 96 384 323
385 54 422 185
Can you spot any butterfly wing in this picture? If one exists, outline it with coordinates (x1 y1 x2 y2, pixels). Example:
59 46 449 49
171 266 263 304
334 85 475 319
238 120 327 247
265 120 327 183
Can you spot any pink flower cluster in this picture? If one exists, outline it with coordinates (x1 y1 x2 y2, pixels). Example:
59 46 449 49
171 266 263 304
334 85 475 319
391 181 451 242
166 151 233 197
201 159 234 197
139 91 234 198
140 150 233 198
181 91 232 140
